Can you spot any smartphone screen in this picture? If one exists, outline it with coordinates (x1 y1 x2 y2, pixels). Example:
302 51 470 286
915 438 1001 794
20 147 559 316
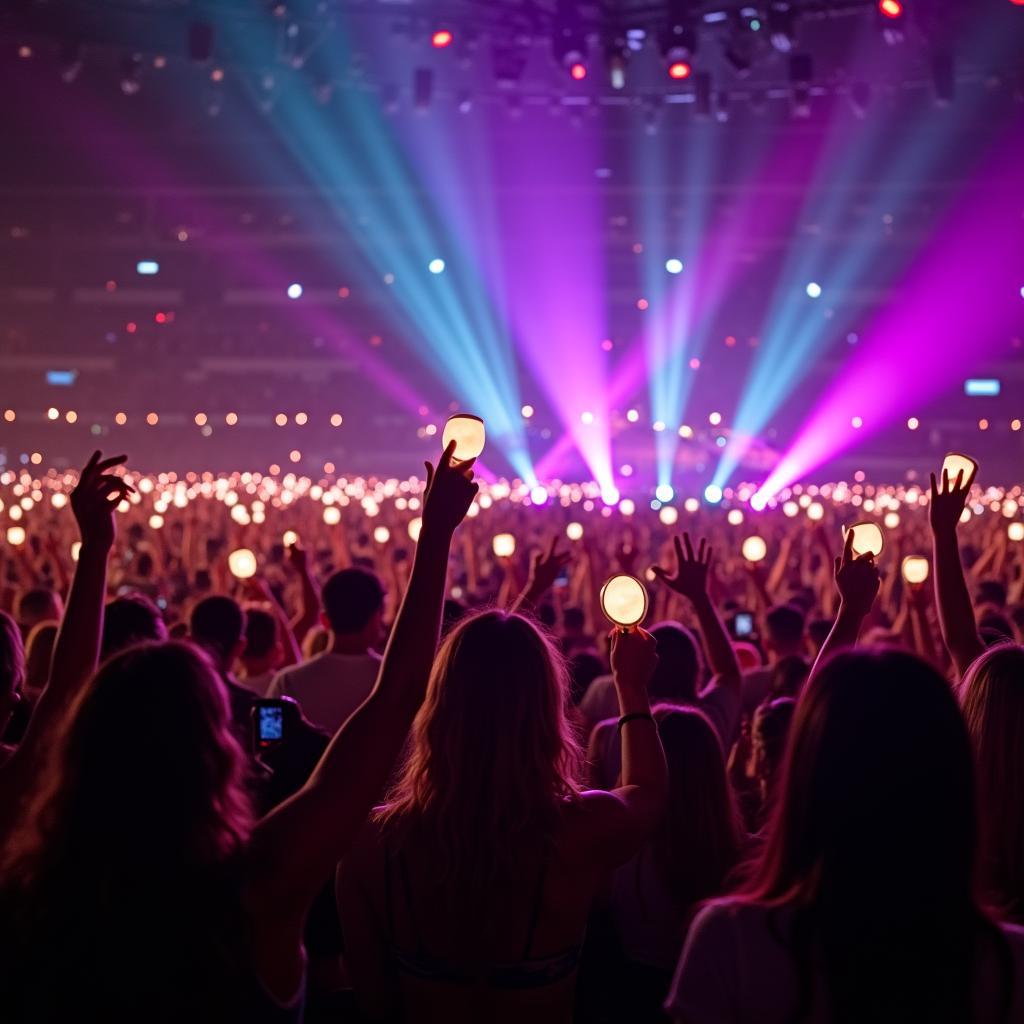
734 613 754 637
256 705 284 747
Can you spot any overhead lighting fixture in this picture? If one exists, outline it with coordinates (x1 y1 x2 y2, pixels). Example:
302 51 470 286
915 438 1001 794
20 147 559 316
768 2 796 54
119 53 142 95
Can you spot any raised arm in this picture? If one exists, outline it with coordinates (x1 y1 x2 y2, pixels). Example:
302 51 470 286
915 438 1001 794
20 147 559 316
0 453 131 803
245 443 477 943
510 536 571 614
285 542 320 646
808 528 880 684
652 533 741 696
929 467 984 677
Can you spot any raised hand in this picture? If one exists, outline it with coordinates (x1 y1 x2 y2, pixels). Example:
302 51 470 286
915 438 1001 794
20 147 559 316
528 537 572 594
420 440 478 537
929 465 975 537
610 626 659 695
651 532 713 603
834 527 880 618
69 451 133 553
286 542 308 573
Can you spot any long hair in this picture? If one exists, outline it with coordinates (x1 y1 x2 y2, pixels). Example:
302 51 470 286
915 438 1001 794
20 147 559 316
961 642 1024 924
648 705 743 912
739 648 1006 1024
378 609 582 897
0 641 254 1021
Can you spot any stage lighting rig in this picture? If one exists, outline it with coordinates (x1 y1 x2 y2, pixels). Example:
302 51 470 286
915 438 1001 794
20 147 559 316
768 2 797 54
119 53 142 95
659 1 698 79
878 0 906 45
552 0 589 80
58 40 83 84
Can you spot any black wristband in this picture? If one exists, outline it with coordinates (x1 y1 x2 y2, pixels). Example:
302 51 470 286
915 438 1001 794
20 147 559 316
617 712 655 731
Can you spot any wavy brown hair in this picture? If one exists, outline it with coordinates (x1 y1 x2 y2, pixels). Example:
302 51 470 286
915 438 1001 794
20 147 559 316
377 609 582 896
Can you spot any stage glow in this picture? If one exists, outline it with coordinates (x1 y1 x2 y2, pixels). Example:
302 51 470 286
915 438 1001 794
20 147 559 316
580 411 595 425
668 61 691 80
566 521 584 540
665 258 684 274
806 281 822 298
964 378 1000 396
704 484 723 504
902 556 929 583
626 409 640 423
530 485 548 505
851 416 863 429
442 413 486 462
136 260 159 275
600 574 648 629
655 484 674 502
879 0 903 16
286 283 302 299
1009 523 1024 542
431 29 453 48
428 258 446 274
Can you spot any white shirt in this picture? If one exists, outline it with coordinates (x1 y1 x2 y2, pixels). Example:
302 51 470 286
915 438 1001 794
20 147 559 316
268 650 381 733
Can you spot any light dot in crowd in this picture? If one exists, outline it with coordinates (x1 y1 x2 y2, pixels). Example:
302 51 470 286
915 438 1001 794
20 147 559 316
684 498 700 513
65 410 77 423
727 509 744 526
530 485 548 505
704 484 723 504
851 416 863 429
275 413 288 426
432 28 453 48
807 501 825 521
177 229 188 241
330 413 343 427
6 526 26 546
126 322 137 333
1012 419 1022 432
620 464 634 477
17 45 32 59
225 412 238 425
601 486 621 506
580 411 594 425
407 518 423 542
653 421 666 432
149 514 165 529
9 505 22 521
47 407 59 420
601 339 614 351
626 409 640 423
115 412 127 425
1009 522 1024 543
268 464 281 475
424 423 437 437
71 541 81 562
709 411 722 426
194 413 207 426
492 533 516 558
51 492 68 509
383 273 395 285
979 418 989 431
3 410 14 422
323 506 341 525
659 505 679 526
619 499 636 516
750 494 767 512
428 258 445 274
338 286 350 298
521 404 534 418
656 484 674 502
636 298 649 311
324 462 335 474
678 424 693 438
884 512 900 529
742 536 767 562
282 530 299 547
373 525 391 544
783 501 799 517
806 282 822 299
566 522 584 540
907 417 919 430
295 412 308 425
665 258 684 275
466 502 480 518
289 449 301 463
960 507 972 525
146 412 159 425
228 548 257 579
286 283 303 299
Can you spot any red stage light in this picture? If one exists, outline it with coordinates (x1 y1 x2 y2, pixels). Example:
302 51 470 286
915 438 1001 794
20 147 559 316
879 0 903 16
431 29 453 48
1010 0 1024 6
570 62 587 81
668 61 692 80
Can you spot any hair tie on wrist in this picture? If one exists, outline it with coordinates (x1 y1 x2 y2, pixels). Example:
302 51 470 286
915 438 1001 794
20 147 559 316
617 712 655 731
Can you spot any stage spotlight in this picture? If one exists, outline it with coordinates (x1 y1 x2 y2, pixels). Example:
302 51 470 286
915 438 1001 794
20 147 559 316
656 484 674 502
879 0 903 18
428 258 445 274
668 61 691 80
521 404 534 418
286 283 302 299
768 3 796 53
708 411 722 426
569 62 587 81
553 1 589 77
665 258 684 274
659 7 697 78
580 411 595 425
120 54 143 95
530 486 548 505
851 416 863 429
626 409 640 423
806 281 822 298
566 522 584 541
704 484 723 504
432 29 454 49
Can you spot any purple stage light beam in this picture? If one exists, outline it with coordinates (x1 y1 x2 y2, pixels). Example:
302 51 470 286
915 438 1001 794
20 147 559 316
754 127 1024 504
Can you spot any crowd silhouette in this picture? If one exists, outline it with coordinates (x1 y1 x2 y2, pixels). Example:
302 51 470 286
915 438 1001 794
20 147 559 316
1 446 1024 1022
